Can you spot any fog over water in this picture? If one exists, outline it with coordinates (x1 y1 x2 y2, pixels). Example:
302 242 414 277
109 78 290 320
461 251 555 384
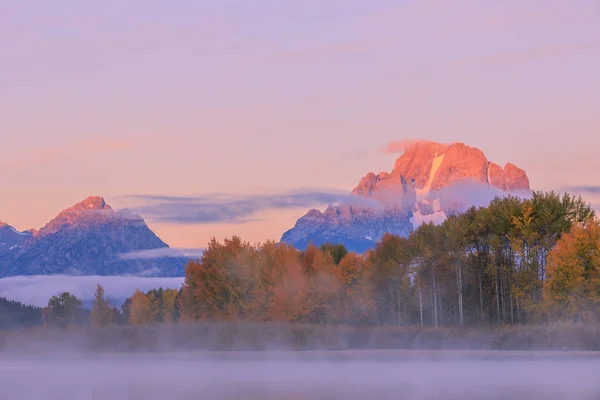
1 351 598 400
0 275 184 307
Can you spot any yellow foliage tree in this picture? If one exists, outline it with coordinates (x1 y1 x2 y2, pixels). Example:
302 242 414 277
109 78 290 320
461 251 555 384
544 220 600 321
334 252 375 324
160 289 178 323
129 289 159 325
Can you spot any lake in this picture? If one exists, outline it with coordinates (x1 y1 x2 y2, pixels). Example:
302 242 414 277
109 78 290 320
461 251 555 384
1 350 598 399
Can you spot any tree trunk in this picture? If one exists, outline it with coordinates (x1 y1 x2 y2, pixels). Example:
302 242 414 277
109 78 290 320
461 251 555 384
495 268 501 325
432 267 438 327
396 278 402 326
479 271 484 324
418 274 424 327
457 258 464 326
509 276 514 325
500 273 506 323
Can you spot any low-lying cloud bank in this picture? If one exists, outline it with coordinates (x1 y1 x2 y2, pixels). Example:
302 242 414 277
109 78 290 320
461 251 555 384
563 186 600 213
118 247 204 260
432 182 531 210
119 189 380 224
0 275 184 307
567 185 600 195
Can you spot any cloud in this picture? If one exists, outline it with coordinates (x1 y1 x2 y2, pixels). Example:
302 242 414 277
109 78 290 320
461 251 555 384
118 247 205 260
0 275 184 307
411 210 447 230
564 186 600 214
566 186 600 196
382 139 450 154
432 181 532 211
382 139 424 154
119 189 379 224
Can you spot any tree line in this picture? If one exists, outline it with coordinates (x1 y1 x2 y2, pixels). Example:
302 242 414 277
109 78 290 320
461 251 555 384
11 191 600 330
0 297 42 329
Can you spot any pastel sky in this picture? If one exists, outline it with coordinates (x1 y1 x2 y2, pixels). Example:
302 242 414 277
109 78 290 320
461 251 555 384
2 0 600 248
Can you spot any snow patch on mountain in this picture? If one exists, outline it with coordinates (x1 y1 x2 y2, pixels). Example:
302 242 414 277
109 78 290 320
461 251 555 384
282 140 532 253
417 152 445 199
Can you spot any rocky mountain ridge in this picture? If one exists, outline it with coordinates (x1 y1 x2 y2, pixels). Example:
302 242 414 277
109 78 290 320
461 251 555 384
0 197 186 277
281 140 531 253
0 222 33 256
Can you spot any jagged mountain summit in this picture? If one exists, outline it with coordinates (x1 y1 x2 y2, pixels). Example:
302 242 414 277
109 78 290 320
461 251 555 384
0 196 186 278
281 140 531 253
0 222 34 256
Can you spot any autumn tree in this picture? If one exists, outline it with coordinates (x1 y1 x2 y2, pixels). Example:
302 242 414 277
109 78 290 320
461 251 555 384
126 190 598 329
269 251 310 322
178 236 255 321
159 289 179 323
90 284 119 327
368 234 415 326
128 289 159 325
298 243 339 323
43 292 85 328
333 252 374 324
544 219 600 321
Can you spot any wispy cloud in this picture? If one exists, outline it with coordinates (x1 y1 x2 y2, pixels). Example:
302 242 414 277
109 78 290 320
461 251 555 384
382 139 424 154
432 181 532 211
118 247 205 260
566 186 600 196
119 189 381 225
381 139 451 154
564 186 600 214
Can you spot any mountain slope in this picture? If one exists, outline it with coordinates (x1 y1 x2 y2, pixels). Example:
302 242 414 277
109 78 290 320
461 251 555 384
0 222 33 255
281 140 531 253
0 197 186 277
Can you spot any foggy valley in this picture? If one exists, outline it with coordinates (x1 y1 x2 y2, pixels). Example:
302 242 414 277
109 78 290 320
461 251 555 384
3 0 600 399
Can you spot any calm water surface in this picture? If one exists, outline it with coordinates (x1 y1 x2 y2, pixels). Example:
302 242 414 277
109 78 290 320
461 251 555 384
0 350 598 399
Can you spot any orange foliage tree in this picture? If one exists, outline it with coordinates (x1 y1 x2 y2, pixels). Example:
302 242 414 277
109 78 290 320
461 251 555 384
544 219 600 321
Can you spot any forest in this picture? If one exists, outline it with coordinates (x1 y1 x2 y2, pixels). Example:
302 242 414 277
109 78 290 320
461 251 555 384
2 191 599 333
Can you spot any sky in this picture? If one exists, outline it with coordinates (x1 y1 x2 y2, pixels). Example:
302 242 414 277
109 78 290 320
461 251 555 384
1 0 600 249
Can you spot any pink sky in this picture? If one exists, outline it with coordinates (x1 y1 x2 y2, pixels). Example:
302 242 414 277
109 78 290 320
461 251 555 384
1 0 599 248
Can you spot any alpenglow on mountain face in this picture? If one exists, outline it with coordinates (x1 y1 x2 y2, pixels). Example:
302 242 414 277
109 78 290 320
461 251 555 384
0 197 186 278
281 140 531 253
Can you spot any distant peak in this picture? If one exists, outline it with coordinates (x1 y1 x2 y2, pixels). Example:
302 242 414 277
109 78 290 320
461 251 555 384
0 221 9 228
69 196 111 211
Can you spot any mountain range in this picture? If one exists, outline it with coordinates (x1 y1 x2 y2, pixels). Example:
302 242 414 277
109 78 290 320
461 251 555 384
1 140 532 277
0 197 186 278
281 140 531 252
